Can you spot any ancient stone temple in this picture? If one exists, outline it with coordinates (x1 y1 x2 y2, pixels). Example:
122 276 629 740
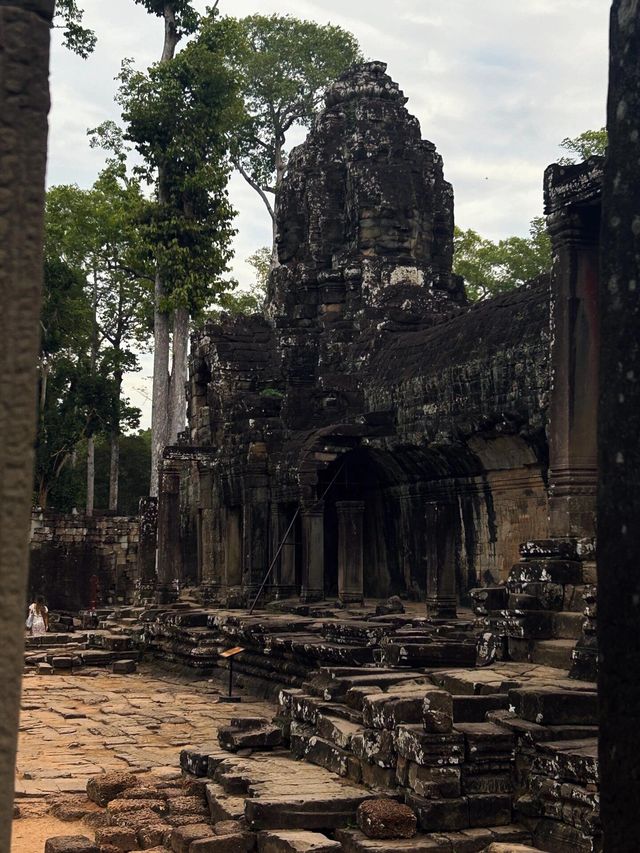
155 61 600 626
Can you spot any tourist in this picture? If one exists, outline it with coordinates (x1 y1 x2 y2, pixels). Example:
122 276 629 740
26 595 49 636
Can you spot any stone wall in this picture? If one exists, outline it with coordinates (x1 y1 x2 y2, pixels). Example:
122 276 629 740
29 511 139 610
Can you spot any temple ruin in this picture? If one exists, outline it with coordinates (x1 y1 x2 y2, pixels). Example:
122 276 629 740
18 58 615 853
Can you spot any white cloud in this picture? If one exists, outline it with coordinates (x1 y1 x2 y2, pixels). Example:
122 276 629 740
47 0 610 427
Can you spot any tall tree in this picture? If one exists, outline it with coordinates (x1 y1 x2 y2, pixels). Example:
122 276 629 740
119 8 242 493
45 168 151 511
220 14 363 260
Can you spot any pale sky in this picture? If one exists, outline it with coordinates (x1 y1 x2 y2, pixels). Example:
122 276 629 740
48 0 610 428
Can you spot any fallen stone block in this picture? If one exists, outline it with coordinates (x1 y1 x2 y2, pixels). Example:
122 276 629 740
258 829 342 852
205 784 245 823
180 745 221 777
107 809 163 830
167 795 209 817
351 730 396 769
398 760 461 799
214 821 244 836
113 659 137 674
218 725 283 752
87 771 139 807
356 799 417 839
422 690 454 733
52 655 75 669
467 794 512 827
452 695 510 723
38 662 54 675
95 828 138 852
335 828 452 851
170 823 215 853
45 838 99 853
107 799 167 817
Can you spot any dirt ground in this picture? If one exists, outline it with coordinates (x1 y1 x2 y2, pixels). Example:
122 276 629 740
11 666 276 853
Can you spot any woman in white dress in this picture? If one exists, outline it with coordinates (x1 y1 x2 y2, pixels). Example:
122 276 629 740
26 595 49 636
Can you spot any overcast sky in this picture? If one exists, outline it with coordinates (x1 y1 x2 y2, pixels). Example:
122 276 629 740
48 0 610 427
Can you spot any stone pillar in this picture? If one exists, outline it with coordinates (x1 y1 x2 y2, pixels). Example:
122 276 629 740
545 177 601 538
271 505 297 598
242 499 271 596
425 503 457 619
598 3 640 850
197 470 221 601
223 506 243 589
336 500 365 605
301 502 325 603
156 461 181 603
136 496 157 602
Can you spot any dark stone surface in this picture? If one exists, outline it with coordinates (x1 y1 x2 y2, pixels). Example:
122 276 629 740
598 3 640 852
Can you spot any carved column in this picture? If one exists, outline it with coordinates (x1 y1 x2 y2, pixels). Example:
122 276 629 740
136 496 157 602
545 182 600 538
242 498 271 596
301 502 325 603
156 460 182 603
425 502 457 619
223 506 243 590
336 500 365 605
271 504 297 598
197 469 220 602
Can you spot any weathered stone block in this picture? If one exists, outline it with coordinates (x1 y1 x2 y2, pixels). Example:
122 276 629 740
509 688 598 726
95 828 138 852
356 799 417 839
422 690 454 733
257 829 341 853
112 659 137 674
467 794 512 827
87 772 139 807
394 725 463 766
405 793 470 832
44 838 99 853
170 823 214 853
190 834 256 852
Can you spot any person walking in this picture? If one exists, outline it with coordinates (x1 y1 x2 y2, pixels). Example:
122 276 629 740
26 595 49 636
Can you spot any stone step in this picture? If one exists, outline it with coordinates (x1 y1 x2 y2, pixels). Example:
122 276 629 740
245 792 376 832
453 695 510 723
551 612 583 640
257 829 341 853
530 639 575 670
336 823 531 852
508 687 597 726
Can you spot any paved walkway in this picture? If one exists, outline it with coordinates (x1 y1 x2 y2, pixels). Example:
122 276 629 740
15 665 275 800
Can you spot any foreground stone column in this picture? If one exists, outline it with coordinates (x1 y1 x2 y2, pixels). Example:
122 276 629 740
425 503 457 619
598 3 640 850
156 461 181 603
545 175 601 538
301 502 324 603
336 500 365 605
0 1 54 846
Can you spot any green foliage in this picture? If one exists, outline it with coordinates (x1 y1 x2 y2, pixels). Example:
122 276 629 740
214 246 269 315
35 258 104 506
117 15 244 314
218 13 363 209
54 0 96 57
454 217 552 302
558 128 607 164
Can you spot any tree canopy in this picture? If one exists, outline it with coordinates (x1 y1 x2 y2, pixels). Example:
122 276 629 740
215 13 363 248
53 0 96 57
454 217 552 302
558 127 607 164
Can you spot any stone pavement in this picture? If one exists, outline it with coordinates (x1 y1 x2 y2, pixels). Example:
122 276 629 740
14 666 276 801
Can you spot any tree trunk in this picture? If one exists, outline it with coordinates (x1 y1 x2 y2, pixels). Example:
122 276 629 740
0 2 53 846
109 432 119 512
150 4 180 497
86 435 95 515
168 305 189 442
150 269 170 497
